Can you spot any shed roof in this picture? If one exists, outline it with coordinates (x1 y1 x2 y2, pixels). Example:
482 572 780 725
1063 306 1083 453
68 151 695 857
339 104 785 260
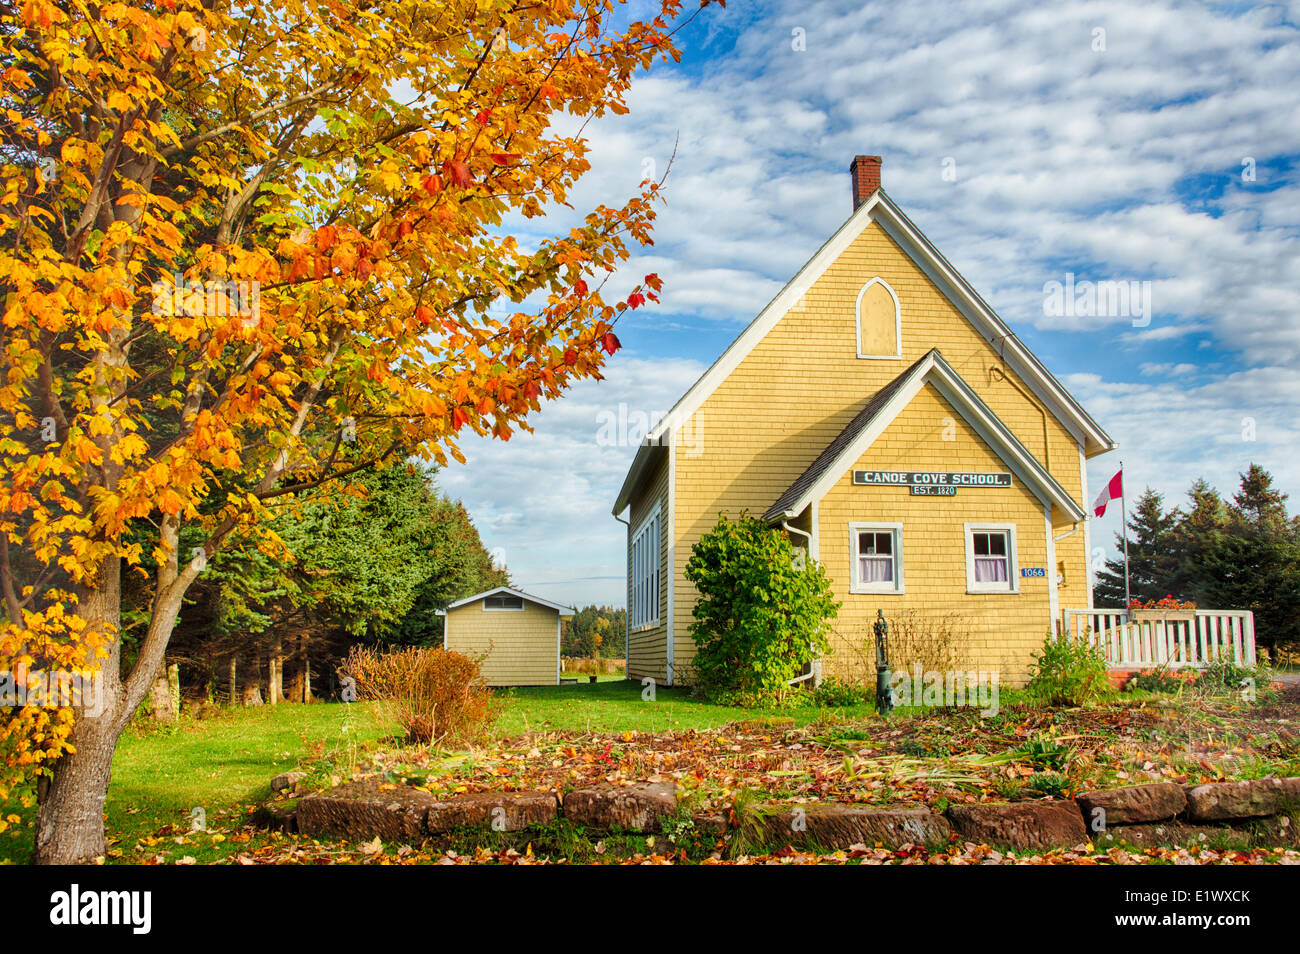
435 586 575 616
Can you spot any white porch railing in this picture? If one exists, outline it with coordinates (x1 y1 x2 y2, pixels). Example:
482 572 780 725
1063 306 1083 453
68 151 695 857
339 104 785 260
1062 609 1256 669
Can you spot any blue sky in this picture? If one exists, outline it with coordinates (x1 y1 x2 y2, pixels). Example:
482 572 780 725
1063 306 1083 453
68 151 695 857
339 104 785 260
439 0 1300 608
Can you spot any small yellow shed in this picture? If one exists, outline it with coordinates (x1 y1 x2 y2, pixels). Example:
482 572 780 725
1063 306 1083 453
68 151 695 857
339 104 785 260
436 587 574 686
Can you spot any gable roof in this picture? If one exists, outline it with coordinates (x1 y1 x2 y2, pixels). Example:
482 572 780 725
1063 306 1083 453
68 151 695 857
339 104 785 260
763 349 1088 523
613 187 1114 515
435 586 575 616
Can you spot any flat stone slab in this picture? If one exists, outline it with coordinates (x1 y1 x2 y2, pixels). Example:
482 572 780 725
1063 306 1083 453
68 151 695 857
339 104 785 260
1097 816 1300 850
1093 822 1230 849
297 780 437 842
1077 782 1186 825
947 801 1087 852
563 781 677 832
426 790 559 833
1185 777 1300 821
271 771 307 792
761 803 950 850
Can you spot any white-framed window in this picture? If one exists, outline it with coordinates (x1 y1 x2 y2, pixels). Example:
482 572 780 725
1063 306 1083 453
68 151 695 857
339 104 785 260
849 522 904 593
483 593 525 611
855 277 902 359
630 505 661 629
964 523 1019 594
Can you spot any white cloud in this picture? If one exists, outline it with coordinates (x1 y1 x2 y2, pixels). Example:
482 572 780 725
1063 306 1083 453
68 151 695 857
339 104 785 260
440 0 1299 609
438 357 705 607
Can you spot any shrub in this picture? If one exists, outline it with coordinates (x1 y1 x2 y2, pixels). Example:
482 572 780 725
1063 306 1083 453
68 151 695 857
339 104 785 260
1024 636 1112 707
340 646 501 745
685 513 839 706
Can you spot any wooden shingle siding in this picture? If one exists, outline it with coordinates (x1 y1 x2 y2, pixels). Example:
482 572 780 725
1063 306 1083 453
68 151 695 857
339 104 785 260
445 599 558 687
627 449 670 684
818 384 1051 684
669 221 1091 684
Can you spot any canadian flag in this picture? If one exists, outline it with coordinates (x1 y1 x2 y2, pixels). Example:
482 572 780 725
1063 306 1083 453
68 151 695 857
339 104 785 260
1092 469 1123 517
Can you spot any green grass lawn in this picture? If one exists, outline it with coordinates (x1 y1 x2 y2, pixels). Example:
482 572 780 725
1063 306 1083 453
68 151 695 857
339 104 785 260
498 678 872 734
1 700 392 864
0 680 870 863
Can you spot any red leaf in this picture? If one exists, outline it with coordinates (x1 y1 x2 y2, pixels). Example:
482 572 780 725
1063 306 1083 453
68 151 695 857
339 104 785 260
415 305 434 326
447 161 473 187
491 153 519 166
563 348 578 366
627 292 646 309
421 174 442 195
452 407 468 431
475 108 493 125
573 279 588 297
601 332 620 355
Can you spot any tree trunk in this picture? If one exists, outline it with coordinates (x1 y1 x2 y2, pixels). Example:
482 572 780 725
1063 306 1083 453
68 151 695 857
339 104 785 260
228 656 237 706
269 640 283 705
302 642 312 703
33 547 193 864
33 555 126 865
33 711 122 864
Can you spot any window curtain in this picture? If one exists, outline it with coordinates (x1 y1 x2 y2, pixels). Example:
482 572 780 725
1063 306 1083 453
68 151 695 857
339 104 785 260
859 556 893 583
974 557 1007 582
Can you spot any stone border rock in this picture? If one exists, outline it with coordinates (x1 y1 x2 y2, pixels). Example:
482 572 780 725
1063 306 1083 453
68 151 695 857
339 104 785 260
296 779 678 842
282 774 1300 855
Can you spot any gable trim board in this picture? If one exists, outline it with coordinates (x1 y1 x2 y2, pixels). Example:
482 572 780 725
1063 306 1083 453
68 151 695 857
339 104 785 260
762 349 1087 526
612 188 1114 516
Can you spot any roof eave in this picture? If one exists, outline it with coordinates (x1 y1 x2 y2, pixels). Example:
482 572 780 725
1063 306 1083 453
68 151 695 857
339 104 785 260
612 441 667 515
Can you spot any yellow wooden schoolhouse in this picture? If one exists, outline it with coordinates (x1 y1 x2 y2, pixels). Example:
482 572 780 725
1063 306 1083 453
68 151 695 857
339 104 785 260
613 155 1117 687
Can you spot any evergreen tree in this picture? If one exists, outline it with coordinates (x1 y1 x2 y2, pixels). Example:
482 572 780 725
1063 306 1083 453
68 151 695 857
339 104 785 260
1171 479 1228 599
1198 466 1300 657
1094 488 1180 606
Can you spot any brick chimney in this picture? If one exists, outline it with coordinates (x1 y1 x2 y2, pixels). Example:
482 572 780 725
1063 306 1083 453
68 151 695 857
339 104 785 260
849 155 882 210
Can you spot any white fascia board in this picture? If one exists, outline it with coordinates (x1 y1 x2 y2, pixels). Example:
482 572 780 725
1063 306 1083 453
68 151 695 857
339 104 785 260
643 194 886 445
871 195 1115 456
612 443 666 516
926 369 1087 521
772 354 1087 523
776 354 935 518
443 585 575 616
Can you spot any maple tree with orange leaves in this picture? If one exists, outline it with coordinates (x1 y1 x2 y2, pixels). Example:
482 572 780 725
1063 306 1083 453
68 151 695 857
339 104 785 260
0 0 702 863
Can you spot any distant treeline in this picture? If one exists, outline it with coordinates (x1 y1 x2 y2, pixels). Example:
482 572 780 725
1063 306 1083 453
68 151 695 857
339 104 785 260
562 605 628 659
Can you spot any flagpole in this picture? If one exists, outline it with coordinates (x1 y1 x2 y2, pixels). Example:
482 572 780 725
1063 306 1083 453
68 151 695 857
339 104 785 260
1119 460 1131 607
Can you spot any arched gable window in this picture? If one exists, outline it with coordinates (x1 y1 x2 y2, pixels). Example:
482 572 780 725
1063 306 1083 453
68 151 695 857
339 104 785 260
856 277 901 359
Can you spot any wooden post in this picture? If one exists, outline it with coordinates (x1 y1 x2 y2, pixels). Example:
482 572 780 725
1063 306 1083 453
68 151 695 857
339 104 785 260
228 656 237 706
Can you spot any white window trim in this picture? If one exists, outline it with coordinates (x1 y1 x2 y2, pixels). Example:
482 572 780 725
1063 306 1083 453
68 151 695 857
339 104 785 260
483 596 525 612
849 521 904 594
630 503 661 631
964 522 1020 594
855 277 902 360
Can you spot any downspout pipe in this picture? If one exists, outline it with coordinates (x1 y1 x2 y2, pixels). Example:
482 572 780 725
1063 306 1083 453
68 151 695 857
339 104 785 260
1053 521 1081 543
